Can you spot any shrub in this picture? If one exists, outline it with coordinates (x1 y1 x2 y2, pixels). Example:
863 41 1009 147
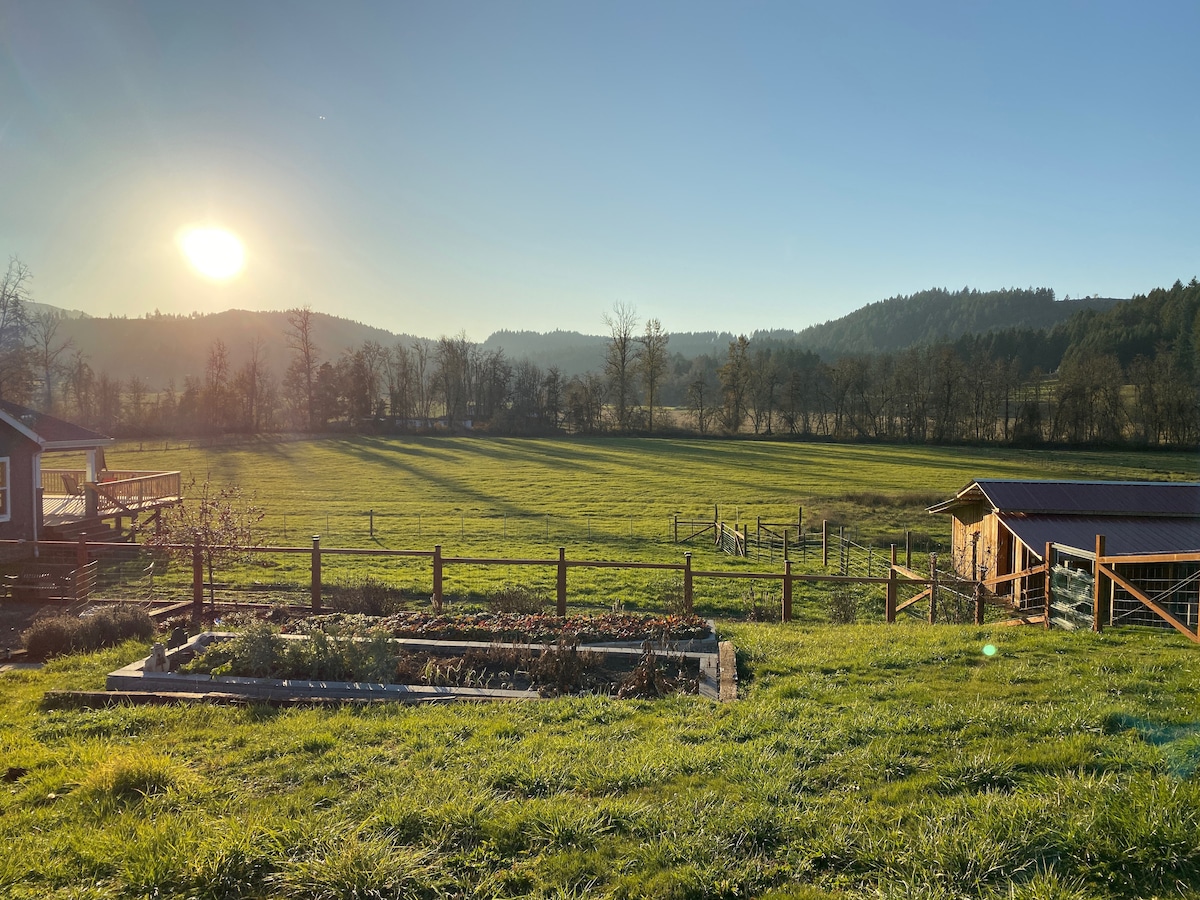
185 622 397 683
652 576 688 617
828 590 858 625
23 606 155 660
487 583 548 614
742 587 775 622
183 622 284 678
328 577 407 616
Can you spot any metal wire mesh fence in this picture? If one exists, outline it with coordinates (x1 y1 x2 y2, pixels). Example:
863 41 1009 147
256 512 680 549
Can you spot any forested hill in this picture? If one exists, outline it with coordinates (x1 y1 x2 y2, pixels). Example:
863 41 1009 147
40 283 1156 387
480 330 740 377
483 288 1122 371
951 278 1200 375
58 309 412 385
792 287 1120 358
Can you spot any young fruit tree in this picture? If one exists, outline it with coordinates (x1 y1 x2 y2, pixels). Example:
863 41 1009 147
140 481 264 604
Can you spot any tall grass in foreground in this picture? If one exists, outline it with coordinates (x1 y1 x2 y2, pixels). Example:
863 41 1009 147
4 624 1200 898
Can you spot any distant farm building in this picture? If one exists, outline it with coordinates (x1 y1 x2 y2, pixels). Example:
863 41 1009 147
929 479 1200 638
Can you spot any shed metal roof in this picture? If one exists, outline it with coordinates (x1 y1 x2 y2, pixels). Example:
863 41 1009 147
999 513 1200 558
929 479 1200 518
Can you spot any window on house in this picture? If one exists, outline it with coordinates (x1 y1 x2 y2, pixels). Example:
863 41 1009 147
0 457 9 522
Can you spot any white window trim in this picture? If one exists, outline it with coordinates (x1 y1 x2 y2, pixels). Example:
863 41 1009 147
0 456 10 523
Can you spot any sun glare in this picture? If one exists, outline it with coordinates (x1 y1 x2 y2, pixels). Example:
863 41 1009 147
178 227 246 281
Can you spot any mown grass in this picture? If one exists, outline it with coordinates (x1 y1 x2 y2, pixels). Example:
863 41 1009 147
5 623 1200 898
104 436 1198 619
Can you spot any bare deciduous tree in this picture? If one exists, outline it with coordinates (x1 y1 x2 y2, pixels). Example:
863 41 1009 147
140 480 264 604
636 318 669 432
29 308 73 412
0 258 34 402
604 302 638 431
284 306 320 430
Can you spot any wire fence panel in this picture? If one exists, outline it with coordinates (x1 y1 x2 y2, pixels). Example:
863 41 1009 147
257 512 679 550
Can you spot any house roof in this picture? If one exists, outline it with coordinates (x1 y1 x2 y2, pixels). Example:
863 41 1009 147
998 513 1200 557
0 400 114 450
928 479 1200 518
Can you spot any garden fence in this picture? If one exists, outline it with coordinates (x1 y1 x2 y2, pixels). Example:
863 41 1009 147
5 535 1193 638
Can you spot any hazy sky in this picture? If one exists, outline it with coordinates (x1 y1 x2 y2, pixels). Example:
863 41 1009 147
2 1 1198 341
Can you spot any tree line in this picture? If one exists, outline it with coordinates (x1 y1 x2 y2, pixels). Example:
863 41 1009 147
2 256 1197 448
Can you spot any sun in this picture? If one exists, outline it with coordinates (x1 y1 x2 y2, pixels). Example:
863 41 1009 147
178 226 246 281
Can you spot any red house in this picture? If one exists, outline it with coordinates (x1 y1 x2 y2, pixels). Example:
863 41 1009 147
0 401 180 545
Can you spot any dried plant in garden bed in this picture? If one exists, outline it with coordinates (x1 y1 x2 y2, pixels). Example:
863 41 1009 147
282 610 713 644
176 624 702 698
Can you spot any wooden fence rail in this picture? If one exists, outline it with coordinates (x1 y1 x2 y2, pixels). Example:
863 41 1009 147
35 537 1182 635
1 537 939 625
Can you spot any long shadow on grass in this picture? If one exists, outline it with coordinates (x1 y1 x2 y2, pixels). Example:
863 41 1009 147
430 437 612 474
334 440 545 517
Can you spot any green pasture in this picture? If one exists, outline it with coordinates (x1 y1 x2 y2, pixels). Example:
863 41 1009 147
106 437 1199 619
6 622 1200 898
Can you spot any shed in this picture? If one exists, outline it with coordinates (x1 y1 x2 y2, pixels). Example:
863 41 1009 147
929 479 1200 628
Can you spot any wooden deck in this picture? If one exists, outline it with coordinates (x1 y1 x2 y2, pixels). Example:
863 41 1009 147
42 469 182 526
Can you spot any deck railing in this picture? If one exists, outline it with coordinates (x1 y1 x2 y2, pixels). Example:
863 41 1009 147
41 469 182 513
41 469 86 496
93 472 182 513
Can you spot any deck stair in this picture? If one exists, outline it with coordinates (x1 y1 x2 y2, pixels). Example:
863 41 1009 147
42 518 129 545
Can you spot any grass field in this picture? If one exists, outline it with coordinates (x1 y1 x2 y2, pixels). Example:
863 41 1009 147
5 623 1200 899
10 437 1197 898
106 436 1199 619
112 436 1199 546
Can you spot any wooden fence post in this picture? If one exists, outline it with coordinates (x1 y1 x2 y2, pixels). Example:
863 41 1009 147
783 529 789 563
1093 534 1108 633
684 552 693 614
311 535 322 612
782 559 792 623
673 515 678 544
369 509 374 538
974 579 985 625
929 552 938 624
192 538 203 615
433 544 443 613
905 530 912 569
1044 541 1054 630
886 565 897 624
822 520 828 567
557 547 567 617
76 535 88 570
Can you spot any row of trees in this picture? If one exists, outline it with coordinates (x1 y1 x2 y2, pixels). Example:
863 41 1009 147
689 338 1198 447
3 255 1198 448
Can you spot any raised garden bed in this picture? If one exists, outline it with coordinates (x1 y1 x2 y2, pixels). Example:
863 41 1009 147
106 613 735 704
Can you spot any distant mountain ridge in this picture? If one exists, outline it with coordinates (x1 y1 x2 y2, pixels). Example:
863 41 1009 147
39 285 1129 385
482 287 1119 369
788 287 1121 358
57 309 416 386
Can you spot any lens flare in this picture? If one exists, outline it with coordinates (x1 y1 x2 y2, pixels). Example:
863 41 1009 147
982 644 998 657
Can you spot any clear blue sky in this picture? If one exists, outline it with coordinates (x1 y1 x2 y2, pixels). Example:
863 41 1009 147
2 1 1197 341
